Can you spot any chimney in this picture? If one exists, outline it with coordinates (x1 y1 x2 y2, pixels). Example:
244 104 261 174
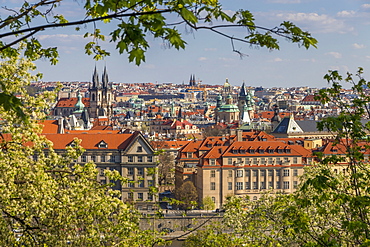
57 117 65 134
237 129 242 142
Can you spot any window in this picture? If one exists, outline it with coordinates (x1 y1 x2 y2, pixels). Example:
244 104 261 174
284 157 289 163
128 192 134 200
138 180 144 188
236 170 243 177
91 156 96 162
276 170 280 177
253 158 258 164
98 142 107 148
148 193 153 201
245 158 250 164
260 170 266 177
245 182 250 189
293 169 298 176
187 153 193 158
128 167 134 176
268 157 273 164
101 155 106 163
138 156 143 162
137 146 143 152
276 181 281 189
128 156 133 162
253 182 258 189
137 193 143 201
210 170 216 178
147 156 153 162
253 170 258 177
210 182 216 190
210 159 216 166
268 181 273 189
260 181 266 189
253 196 257 201
283 181 290 189
236 182 243 190
211 197 216 203
293 157 298 164
293 181 298 189
148 180 154 187
268 170 273 176
283 169 290 177
228 158 232 165
228 170 233 178
127 180 134 188
228 182 232 190
261 158 266 164
276 157 281 164
245 170 250 177
137 168 144 176
81 156 86 162
110 155 115 162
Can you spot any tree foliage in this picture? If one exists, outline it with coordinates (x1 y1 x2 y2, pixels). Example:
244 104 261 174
201 196 215 211
0 55 163 246
157 152 175 186
174 181 198 210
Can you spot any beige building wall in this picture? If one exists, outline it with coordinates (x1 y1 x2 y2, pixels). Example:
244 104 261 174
197 156 304 209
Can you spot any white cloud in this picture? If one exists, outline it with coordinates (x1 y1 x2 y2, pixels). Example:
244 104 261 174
37 34 84 42
352 43 365 49
361 4 370 9
337 10 356 17
274 12 352 34
325 52 342 59
273 57 283 62
198 57 207 61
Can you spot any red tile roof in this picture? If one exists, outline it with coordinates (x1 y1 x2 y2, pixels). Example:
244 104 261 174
55 98 90 108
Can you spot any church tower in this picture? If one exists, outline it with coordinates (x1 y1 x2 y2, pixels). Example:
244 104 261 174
88 66 114 119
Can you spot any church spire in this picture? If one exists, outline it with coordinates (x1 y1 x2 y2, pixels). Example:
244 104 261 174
92 66 99 88
102 66 109 89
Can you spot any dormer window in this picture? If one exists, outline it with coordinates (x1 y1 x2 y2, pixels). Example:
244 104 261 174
285 149 291 154
249 149 255 154
98 141 108 149
137 146 143 152
258 149 265 154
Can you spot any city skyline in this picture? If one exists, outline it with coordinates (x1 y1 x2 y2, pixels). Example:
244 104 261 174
5 0 369 88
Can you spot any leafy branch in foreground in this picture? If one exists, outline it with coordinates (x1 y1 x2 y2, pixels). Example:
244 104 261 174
0 0 317 65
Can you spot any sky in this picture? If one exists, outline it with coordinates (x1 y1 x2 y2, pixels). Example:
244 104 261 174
3 0 370 88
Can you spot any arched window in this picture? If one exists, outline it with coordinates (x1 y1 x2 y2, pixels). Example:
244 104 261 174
92 93 95 101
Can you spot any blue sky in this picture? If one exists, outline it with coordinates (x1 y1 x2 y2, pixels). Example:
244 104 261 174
3 0 370 88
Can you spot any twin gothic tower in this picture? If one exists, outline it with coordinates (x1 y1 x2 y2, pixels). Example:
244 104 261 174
88 66 114 118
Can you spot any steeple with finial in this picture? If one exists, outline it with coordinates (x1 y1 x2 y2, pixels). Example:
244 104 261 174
92 66 99 89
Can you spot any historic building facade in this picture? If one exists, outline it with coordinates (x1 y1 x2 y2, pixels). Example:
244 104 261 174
176 130 313 208
43 129 158 210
